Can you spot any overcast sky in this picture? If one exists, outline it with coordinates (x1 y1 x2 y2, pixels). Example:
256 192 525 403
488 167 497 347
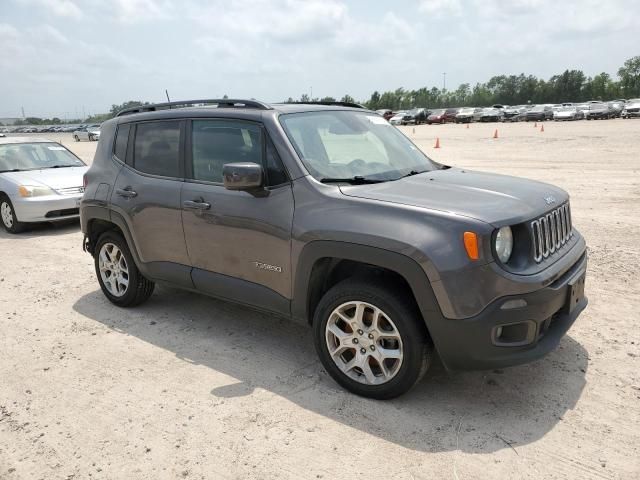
1 0 638 118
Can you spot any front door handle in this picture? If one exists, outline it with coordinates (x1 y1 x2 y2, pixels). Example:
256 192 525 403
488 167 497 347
116 188 137 198
183 199 211 210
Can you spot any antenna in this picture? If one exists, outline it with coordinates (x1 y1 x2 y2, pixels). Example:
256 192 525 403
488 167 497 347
165 90 171 106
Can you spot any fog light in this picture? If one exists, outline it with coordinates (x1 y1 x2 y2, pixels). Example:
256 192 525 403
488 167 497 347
495 326 503 339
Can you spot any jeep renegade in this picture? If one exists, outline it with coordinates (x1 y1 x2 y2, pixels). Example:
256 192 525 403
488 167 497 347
80 99 588 399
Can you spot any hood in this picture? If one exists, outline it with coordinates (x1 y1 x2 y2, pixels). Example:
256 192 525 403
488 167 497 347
3 166 88 191
339 168 568 226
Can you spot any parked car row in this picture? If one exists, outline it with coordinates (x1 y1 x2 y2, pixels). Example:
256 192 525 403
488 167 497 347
0 123 102 134
377 98 640 126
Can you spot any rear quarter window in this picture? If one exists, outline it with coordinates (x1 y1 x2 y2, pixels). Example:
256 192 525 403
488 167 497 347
114 124 130 162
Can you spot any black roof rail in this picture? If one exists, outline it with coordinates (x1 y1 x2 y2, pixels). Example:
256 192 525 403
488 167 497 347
285 101 367 109
115 99 272 117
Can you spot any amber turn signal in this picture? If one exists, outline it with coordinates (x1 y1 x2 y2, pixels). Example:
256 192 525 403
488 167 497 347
463 231 479 260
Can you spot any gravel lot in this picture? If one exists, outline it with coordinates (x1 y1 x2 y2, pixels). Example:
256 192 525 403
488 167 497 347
1 120 639 479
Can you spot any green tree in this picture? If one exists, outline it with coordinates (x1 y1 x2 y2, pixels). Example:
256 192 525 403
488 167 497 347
617 56 640 97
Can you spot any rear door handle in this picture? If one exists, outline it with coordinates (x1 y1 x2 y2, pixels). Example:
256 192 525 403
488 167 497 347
183 200 211 210
116 188 137 198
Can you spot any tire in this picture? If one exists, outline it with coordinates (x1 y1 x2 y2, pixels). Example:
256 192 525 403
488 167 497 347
0 195 26 234
313 278 433 399
94 231 155 307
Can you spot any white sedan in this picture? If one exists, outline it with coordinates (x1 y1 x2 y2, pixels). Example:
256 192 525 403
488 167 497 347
0 137 88 233
389 111 407 125
73 125 101 142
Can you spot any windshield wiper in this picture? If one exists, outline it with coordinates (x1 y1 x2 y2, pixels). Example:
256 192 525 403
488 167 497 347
398 169 428 179
49 165 75 168
320 176 385 185
0 168 22 173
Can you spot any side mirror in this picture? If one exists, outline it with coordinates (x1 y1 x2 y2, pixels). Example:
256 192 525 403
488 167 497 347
223 162 264 191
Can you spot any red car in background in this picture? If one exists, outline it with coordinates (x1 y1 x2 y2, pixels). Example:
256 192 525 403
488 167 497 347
427 108 459 124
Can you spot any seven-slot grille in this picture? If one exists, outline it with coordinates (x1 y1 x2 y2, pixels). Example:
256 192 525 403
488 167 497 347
530 203 572 263
56 186 85 195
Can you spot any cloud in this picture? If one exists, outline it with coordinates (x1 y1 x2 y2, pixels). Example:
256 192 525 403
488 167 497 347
192 0 348 44
110 0 174 23
16 0 83 19
418 0 462 15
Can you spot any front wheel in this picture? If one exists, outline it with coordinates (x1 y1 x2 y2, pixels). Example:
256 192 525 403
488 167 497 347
313 278 432 399
94 231 155 307
0 196 26 233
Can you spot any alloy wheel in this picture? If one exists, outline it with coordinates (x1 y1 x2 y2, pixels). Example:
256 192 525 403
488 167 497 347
98 242 130 297
325 301 403 385
1 202 13 228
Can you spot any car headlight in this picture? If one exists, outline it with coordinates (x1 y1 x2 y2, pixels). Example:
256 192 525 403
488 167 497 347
495 226 513 263
18 185 56 197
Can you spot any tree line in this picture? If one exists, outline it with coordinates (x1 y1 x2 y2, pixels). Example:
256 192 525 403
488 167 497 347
294 55 640 110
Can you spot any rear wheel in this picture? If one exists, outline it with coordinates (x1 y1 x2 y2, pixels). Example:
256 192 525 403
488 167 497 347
313 278 432 399
94 231 155 307
0 196 26 234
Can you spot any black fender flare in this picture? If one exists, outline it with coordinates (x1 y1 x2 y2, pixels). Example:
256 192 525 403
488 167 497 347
84 206 147 276
291 240 444 330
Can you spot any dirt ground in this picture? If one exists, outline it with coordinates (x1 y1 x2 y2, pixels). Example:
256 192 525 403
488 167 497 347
1 120 639 479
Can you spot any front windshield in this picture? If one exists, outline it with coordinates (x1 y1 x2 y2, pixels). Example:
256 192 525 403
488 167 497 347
560 106 576 112
459 108 474 114
430 109 445 115
0 143 85 172
280 111 438 182
531 105 545 112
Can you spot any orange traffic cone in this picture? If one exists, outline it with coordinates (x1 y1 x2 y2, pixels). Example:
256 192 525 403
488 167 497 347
493 129 499 139
434 137 440 149
534 122 537 127
540 124 545 132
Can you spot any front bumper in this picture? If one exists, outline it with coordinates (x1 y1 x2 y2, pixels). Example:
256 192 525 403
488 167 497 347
11 193 82 222
430 251 587 371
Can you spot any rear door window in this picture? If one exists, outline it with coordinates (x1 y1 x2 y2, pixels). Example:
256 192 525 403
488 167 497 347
133 121 181 177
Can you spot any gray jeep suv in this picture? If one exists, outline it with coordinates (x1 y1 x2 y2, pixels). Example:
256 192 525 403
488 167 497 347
80 99 588 399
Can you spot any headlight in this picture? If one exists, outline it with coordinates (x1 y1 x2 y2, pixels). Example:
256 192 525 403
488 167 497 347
18 185 55 197
495 226 513 263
